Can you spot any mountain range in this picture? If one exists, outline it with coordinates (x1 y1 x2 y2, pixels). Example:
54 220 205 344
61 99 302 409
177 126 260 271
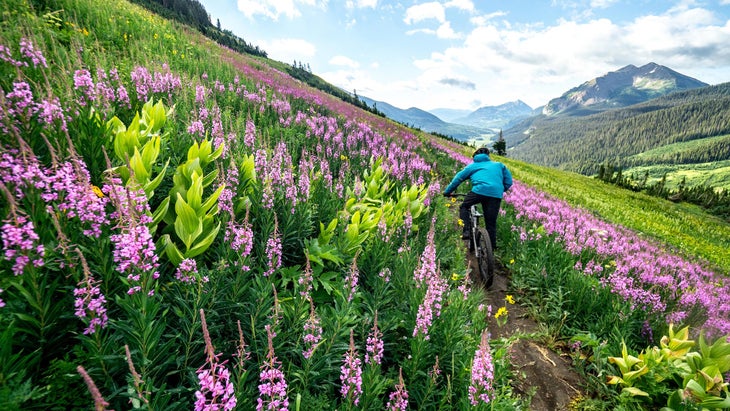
542 62 708 115
359 96 533 142
363 62 728 189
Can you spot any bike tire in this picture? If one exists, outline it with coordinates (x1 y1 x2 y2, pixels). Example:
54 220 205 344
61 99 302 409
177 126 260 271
475 227 495 288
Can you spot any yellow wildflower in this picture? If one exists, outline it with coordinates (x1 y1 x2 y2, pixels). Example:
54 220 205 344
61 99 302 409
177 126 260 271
494 306 508 319
91 185 104 198
505 295 515 305
457 219 464 227
451 273 460 281
509 259 515 265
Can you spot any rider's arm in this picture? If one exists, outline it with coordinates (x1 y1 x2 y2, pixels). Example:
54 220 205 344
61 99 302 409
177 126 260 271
443 164 475 195
502 165 513 191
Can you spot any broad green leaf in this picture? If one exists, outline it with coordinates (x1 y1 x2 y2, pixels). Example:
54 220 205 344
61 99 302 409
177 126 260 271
174 193 203 250
129 148 149 184
144 160 168 197
201 169 218 188
185 222 221 258
162 235 184 266
150 196 170 227
199 184 225 217
186 171 203 211
622 387 649 397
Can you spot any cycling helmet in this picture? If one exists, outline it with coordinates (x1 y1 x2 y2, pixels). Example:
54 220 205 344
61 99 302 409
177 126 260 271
473 147 490 157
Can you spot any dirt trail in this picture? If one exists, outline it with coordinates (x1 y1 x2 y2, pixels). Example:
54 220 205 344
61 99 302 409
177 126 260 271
468 255 585 410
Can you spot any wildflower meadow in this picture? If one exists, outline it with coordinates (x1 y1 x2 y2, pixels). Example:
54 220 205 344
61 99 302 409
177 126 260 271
1 1 728 410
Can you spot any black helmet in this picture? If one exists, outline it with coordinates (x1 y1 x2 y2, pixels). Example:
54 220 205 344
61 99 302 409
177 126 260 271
473 147 490 157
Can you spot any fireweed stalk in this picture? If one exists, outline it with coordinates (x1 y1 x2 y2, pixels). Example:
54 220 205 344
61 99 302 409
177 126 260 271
365 312 384 366
386 368 409 411
257 324 289 411
195 309 236 411
468 330 495 406
340 329 363 406
302 299 323 359
104 180 159 296
72 249 108 335
263 216 282 277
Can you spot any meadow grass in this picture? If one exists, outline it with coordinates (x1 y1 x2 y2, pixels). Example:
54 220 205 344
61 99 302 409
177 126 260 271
499 156 730 274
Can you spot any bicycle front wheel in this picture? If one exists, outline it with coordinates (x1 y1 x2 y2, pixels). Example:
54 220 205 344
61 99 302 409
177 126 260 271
475 227 494 288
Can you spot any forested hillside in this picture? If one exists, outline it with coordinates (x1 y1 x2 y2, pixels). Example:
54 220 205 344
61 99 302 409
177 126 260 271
505 83 730 176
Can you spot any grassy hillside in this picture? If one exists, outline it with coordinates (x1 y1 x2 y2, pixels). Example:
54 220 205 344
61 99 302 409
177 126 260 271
1 1 728 410
498 156 730 273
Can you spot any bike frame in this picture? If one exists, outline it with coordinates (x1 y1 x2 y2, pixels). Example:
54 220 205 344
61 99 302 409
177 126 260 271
446 193 495 288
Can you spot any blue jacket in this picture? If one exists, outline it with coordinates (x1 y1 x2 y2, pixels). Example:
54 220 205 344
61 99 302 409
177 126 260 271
443 153 513 198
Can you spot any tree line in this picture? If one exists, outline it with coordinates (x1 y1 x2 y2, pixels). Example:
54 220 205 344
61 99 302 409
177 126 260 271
597 163 730 222
128 0 268 57
505 83 730 175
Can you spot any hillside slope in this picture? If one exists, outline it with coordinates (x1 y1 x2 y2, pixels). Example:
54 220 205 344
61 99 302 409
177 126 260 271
505 83 730 177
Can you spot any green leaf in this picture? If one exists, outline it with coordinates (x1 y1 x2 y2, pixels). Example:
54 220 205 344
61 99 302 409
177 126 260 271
144 160 168 198
129 148 150 184
174 193 203 250
185 222 221 259
186 171 203 211
162 235 184 266
201 169 219 188
199 184 225 217
140 136 161 170
622 387 650 397
150 196 170 227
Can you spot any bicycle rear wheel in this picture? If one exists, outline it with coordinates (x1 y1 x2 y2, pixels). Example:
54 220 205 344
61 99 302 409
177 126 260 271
475 227 494 288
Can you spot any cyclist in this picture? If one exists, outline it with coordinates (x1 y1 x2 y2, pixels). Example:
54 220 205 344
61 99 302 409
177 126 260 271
443 147 513 250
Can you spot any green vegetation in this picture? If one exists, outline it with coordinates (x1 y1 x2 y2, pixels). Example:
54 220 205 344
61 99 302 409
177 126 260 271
1 1 728 410
506 83 730 177
499 156 730 273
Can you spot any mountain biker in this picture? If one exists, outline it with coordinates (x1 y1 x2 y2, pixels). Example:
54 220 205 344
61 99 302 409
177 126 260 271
443 147 513 250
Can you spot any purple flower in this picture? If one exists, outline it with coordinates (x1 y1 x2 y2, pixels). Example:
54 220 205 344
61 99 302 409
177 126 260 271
257 325 289 411
345 257 359 303
1 215 44 276
175 258 208 284
195 310 237 411
263 220 282 277
302 301 323 359
340 330 363 406
365 313 384 366
73 276 108 335
19 38 47 68
73 69 96 106
386 368 409 411
468 331 495 406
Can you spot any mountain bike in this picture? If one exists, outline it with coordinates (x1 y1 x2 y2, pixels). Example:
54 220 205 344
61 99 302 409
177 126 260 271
446 194 495 288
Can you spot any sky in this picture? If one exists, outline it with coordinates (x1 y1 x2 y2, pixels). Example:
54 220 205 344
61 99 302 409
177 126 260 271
199 0 730 112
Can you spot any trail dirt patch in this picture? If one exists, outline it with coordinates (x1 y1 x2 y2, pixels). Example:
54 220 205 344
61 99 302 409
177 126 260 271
467 255 585 410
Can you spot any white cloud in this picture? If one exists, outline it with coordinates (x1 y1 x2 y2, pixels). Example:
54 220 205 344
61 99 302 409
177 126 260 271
445 0 475 12
436 21 461 39
236 0 326 20
329 55 360 68
346 0 377 8
258 38 316 62
401 4 730 109
404 2 446 24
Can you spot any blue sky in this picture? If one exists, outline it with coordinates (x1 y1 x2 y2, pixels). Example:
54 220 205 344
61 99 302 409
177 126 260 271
199 0 730 112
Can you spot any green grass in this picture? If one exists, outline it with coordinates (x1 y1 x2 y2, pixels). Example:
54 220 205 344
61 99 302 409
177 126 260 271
627 134 730 161
624 160 730 191
498 156 730 274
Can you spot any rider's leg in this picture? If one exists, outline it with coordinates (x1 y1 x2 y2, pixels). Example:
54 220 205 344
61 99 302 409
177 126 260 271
459 192 482 239
481 197 502 250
